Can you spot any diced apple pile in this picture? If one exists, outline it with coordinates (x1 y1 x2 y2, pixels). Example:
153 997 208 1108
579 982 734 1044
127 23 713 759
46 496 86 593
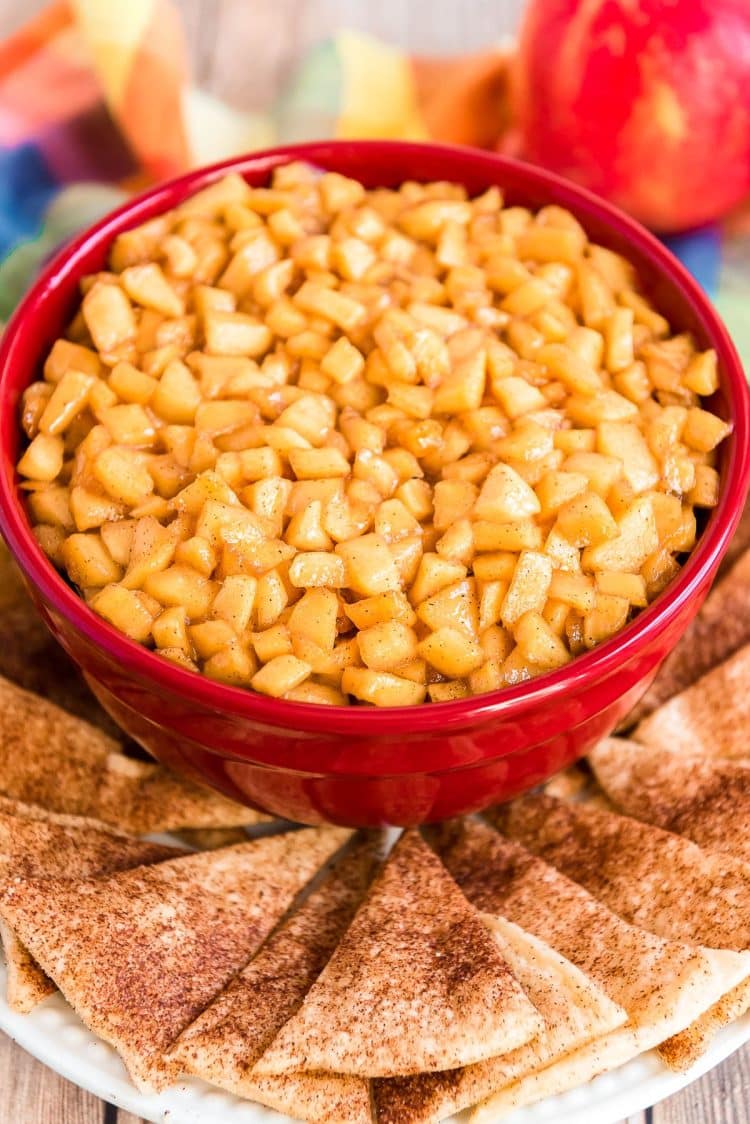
17 164 730 706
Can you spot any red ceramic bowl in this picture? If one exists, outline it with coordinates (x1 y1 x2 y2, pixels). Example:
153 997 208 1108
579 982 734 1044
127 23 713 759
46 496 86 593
0 141 748 827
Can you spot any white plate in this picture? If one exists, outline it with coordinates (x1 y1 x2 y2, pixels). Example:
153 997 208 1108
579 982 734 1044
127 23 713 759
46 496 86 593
1 960 749 1124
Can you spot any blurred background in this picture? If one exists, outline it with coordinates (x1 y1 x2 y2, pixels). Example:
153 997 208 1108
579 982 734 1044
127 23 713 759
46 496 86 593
0 1 525 110
0 0 747 346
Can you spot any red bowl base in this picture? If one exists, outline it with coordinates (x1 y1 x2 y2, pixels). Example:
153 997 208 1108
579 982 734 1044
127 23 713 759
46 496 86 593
86 674 653 827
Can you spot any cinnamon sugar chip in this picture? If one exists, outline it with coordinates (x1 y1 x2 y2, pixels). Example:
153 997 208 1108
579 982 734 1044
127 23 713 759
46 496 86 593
0 922 53 1012
658 978 750 1070
372 916 624 1124
0 674 269 833
493 792 750 1064
627 548 750 727
171 834 382 1122
635 642 750 762
254 830 543 1079
589 736 750 863
492 792 750 951
0 827 349 1091
236 1073 372 1124
0 796 179 1012
429 819 750 1119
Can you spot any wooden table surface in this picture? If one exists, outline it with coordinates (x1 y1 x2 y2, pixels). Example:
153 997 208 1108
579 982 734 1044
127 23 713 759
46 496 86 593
0 0 748 1121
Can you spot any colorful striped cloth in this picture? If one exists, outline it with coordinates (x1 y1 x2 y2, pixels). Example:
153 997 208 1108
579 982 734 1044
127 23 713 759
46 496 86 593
0 0 748 364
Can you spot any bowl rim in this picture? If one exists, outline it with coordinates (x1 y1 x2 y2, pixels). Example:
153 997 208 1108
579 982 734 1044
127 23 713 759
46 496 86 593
0 138 748 738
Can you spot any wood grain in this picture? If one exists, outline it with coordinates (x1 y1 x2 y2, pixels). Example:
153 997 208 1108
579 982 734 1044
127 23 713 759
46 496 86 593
0 1032 109 1123
0 0 748 1121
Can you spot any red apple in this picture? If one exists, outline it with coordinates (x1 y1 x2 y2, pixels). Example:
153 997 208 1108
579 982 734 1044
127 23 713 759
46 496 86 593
512 0 750 231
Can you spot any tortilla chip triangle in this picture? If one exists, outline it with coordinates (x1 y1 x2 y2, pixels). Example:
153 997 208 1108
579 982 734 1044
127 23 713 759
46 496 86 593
589 736 750 863
254 830 543 1079
0 797 180 1012
635 641 750 762
372 915 625 1124
0 796 180 875
627 547 750 727
0 921 52 1012
658 978 750 1070
239 1073 372 1124
0 826 349 1091
431 819 750 1117
171 834 382 1122
491 792 750 1067
0 674 268 833
491 792 750 951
